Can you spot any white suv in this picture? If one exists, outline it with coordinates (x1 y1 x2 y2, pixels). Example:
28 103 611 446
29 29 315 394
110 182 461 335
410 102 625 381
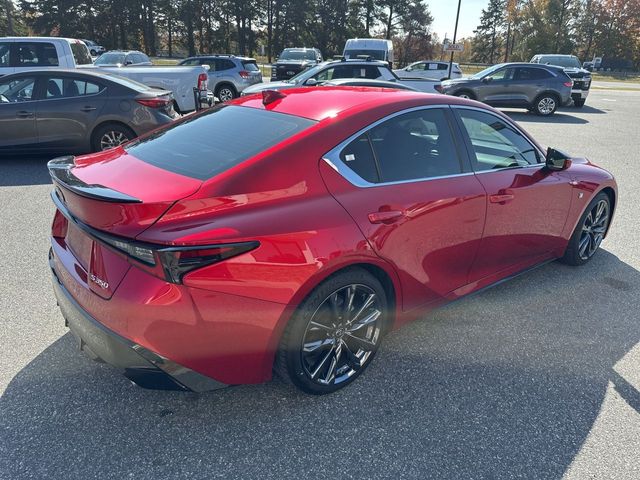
394 61 463 81
0 37 93 76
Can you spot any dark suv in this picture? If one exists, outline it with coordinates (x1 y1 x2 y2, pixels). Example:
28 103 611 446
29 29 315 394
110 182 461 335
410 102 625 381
271 48 323 81
441 63 573 116
530 54 591 107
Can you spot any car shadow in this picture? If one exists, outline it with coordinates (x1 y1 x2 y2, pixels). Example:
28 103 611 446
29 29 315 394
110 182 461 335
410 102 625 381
504 110 590 124
0 155 54 187
1 250 638 478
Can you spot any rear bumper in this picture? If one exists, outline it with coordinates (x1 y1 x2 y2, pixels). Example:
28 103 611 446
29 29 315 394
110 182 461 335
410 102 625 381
51 254 228 392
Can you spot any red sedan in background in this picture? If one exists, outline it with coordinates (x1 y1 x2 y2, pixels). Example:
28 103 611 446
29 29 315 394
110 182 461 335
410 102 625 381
48 88 617 395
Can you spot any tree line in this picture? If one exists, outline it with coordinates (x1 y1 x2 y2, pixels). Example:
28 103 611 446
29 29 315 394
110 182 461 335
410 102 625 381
468 0 640 69
2 0 435 64
2 0 639 69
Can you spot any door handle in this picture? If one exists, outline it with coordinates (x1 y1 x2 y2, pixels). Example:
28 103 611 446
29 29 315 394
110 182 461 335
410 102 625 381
368 210 405 224
489 192 515 204
81 106 97 112
16 111 34 118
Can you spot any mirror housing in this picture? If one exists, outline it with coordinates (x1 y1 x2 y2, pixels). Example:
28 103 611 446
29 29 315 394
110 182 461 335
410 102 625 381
545 147 571 171
482 77 491 83
304 78 318 86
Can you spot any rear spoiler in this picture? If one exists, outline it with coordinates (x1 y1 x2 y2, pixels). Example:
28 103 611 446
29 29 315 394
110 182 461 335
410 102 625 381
47 156 142 204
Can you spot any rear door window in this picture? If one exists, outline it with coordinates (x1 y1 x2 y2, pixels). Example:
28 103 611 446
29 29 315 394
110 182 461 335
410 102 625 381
515 67 552 81
125 106 316 180
0 42 10 67
14 42 59 66
44 77 104 98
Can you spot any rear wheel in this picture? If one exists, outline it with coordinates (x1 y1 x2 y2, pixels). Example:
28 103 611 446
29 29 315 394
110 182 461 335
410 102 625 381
215 84 237 102
275 268 388 395
91 123 136 152
454 90 475 100
561 192 611 266
533 93 559 116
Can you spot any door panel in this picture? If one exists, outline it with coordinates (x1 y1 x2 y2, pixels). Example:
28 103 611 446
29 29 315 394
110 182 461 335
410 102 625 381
321 107 487 311
454 107 572 281
0 76 38 149
478 67 518 105
36 76 107 150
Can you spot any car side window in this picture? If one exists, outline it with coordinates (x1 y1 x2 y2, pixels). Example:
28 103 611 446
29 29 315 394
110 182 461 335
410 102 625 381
339 134 380 183
365 108 461 183
486 68 513 82
410 63 426 71
216 59 234 71
457 109 540 171
181 59 198 66
0 77 36 102
15 42 59 67
515 67 552 81
45 77 103 98
0 42 10 67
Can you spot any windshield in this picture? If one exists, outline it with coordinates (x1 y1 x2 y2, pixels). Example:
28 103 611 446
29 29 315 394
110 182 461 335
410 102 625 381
344 49 386 61
288 63 326 83
537 55 581 68
279 50 317 61
125 106 317 180
95 53 125 65
471 64 505 79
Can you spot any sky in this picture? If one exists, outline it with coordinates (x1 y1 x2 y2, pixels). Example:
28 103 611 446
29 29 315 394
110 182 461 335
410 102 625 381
429 0 488 41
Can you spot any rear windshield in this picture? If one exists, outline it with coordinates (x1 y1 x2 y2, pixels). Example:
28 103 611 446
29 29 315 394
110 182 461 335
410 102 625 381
242 60 260 71
71 41 93 65
344 49 386 61
280 50 317 61
95 52 125 65
125 106 317 180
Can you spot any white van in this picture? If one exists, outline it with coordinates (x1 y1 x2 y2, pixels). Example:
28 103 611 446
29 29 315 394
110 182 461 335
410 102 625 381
0 37 93 76
343 38 394 67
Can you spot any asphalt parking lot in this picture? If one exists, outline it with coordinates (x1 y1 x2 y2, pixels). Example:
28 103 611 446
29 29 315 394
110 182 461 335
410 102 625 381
1 88 639 479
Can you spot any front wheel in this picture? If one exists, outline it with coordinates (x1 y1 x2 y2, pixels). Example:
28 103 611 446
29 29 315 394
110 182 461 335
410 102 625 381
533 94 558 116
561 192 611 266
454 90 475 100
275 268 388 395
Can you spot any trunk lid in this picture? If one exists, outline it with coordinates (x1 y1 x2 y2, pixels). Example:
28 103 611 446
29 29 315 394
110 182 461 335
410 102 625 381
49 150 203 299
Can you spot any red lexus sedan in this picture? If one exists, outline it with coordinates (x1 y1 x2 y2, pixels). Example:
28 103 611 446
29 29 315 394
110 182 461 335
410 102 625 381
48 88 617 394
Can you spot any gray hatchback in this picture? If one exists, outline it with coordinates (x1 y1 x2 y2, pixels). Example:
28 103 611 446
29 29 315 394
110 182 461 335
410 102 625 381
0 69 177 153
441 63 573 116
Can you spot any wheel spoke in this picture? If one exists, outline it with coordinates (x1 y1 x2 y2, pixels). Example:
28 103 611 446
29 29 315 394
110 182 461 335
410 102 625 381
344 285 356 318
349 293 375 324
348 309 381 333
323 343 342 384
310 345 335 380
344 332 376 351
329 292 340 320
341 339 361 370
309 320 333 332
303 337 334 353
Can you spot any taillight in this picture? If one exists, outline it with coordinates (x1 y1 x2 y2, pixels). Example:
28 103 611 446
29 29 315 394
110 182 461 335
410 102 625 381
238 70 250 79
197 73 208 91
51 210 68 239
564 81 574 87
136 97 172 108
157 242 259 283
97 233 259 284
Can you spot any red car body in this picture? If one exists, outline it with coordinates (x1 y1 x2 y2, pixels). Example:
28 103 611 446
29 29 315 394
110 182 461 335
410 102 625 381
49 88 617 391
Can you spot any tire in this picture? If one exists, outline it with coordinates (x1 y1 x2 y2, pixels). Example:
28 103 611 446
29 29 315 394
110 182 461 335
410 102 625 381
574 98 586 108
454 90 475 100
275 268 389 395
215 84 237 102
560 192 611 266
533 93 559 116
91 123 136 152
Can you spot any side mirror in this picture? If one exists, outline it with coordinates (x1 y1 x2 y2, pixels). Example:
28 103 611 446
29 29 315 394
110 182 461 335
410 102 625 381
545 147 571 171
482 77 491 83
304 78 318 86
125 60 133 65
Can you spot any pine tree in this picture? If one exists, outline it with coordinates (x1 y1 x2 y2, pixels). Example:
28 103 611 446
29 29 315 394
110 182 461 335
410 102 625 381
471 0 505 64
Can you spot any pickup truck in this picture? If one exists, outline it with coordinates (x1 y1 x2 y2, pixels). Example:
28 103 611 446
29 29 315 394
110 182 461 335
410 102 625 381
242 58 441 96
0 36 210 113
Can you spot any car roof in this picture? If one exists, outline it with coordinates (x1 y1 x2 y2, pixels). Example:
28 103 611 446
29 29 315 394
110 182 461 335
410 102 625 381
103 50 145 54
323 79 418 91
233 87 471 122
